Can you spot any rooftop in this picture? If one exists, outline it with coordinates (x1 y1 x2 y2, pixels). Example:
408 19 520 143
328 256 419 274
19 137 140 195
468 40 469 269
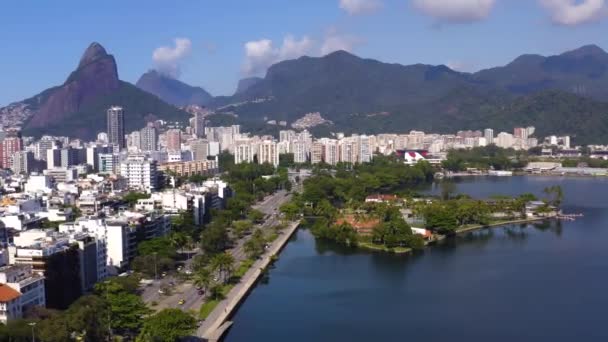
0 284 21 302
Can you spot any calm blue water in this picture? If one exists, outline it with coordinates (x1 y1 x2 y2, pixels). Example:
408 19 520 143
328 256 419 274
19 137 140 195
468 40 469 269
225 176 608 342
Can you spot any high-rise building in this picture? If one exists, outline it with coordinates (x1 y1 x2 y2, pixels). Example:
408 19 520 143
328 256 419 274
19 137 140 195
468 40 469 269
0 131 23 169
191 139 209 161
234 142 254 164
106 106 125 149
257 140 279 166
358 135 372 163
496 132 515 149
127 131 141 150
193 112 206 138
35 137 58 161
140 125 158 152
166 129 182 152
484 129 494 145
98 153 120 174
322 139 339 166
119 155 158 193
292 140 309 164
11 151 35 175
310 142 324 164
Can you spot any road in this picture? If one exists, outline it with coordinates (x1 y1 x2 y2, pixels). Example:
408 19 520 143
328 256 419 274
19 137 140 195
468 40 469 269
141 188 294 313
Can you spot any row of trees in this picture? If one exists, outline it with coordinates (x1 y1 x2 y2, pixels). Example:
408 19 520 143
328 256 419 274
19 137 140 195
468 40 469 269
442 145 528 171
0 277 196 341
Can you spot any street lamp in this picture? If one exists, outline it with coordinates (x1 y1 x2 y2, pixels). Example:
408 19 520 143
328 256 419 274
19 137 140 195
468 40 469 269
28 322 37 342
153 252 158 280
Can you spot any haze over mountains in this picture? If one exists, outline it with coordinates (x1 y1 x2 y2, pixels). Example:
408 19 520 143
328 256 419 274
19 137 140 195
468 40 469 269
136 70 213 107
2 42 608 143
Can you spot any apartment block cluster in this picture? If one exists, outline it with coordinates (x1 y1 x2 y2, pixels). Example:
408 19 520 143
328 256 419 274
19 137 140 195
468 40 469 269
228 126 543 167
0 106 242 323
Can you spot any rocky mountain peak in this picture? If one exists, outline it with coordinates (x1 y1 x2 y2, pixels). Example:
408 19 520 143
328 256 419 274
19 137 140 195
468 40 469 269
78 42 110 69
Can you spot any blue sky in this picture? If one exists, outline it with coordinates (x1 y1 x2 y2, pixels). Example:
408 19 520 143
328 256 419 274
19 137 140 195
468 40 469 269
1 0 608 105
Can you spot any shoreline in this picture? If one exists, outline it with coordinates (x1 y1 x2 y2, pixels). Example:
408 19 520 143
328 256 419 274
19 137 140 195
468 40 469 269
198 220 301 341
454 216 551 234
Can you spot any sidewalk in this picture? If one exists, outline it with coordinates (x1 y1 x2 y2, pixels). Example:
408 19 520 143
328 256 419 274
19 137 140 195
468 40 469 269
198 220 300 340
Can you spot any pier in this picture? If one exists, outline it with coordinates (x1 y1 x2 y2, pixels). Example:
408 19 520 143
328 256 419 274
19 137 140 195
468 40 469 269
198 220 301 341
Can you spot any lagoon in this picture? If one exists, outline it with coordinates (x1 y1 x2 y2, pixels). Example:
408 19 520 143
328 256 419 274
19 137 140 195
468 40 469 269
225 176 608 342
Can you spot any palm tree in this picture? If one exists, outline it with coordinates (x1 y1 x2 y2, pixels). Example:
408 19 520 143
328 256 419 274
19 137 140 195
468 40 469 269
193 269 212 294
210 253 235 284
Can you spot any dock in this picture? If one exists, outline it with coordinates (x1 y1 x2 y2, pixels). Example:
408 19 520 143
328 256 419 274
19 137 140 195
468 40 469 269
198 220 301 341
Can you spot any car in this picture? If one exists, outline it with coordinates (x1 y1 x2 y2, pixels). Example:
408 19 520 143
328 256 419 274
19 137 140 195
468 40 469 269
198 290 204 295
158 289 165 294
178 299 185 305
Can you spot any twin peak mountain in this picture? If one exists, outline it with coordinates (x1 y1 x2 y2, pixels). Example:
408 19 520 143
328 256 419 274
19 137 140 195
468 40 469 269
3 42 608 143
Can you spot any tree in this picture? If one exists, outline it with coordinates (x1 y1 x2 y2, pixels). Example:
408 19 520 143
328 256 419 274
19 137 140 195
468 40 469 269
244 229 266 259
210 252 235 284
543 185 564 208
95 279 150 336
137 237 177 259
137 309 196 342
200 225 230 255
132 254 174 278
247 209 265 224
193 268 213 294
123 192 151 207
440 180 457 201
280 202 300 220
232 220 253 238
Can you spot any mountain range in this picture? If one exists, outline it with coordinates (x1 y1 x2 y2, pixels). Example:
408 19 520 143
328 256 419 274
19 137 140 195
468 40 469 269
2 43 608 144
209 45 608 144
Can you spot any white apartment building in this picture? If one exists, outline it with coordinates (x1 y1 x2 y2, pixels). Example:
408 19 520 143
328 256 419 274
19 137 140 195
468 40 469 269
98 153 120 174
358 135 372 163
292 140 309 163
235 142 254 164
258 140 279 166
59 218 134 274
0 265 46 322
119 155 158 193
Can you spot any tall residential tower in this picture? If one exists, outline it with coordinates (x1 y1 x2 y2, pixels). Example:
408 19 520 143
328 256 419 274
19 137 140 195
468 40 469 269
106 106 125 149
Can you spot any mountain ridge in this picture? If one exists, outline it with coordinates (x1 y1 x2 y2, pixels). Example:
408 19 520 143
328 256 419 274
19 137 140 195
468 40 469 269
135 70 213 107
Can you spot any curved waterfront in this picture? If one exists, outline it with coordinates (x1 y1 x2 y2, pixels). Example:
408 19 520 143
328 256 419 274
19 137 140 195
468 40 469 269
225 177 608 342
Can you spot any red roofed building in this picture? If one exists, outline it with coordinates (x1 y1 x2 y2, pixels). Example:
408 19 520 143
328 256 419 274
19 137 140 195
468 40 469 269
336 215 380 236
0 284 22 323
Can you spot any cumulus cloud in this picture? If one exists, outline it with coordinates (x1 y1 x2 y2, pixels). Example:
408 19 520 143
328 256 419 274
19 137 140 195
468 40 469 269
242 32 360 76
339 0 382 15
412 0 496 23
152 38 192 78
320 30 361 55
242 35 315 76
540 0 606 26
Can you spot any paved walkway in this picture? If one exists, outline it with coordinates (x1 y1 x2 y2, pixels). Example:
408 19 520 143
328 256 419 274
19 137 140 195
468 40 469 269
198 220 301 340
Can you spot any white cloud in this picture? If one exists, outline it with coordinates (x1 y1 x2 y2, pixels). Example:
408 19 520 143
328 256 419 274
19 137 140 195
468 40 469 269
242 32 361 76
412 0 496 23
540 0 606 26
339 0 382 15
320 30 361 55
152 37 192 78
242 35 315 76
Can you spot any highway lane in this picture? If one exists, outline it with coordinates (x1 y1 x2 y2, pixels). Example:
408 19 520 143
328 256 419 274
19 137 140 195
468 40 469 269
143 189 293 312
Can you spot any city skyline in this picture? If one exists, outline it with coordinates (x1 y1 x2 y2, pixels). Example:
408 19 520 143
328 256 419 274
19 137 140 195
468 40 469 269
1 0 608 105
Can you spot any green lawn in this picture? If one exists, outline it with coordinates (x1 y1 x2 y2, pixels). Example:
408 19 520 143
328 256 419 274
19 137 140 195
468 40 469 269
358 241 412 254
199 300 220 319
